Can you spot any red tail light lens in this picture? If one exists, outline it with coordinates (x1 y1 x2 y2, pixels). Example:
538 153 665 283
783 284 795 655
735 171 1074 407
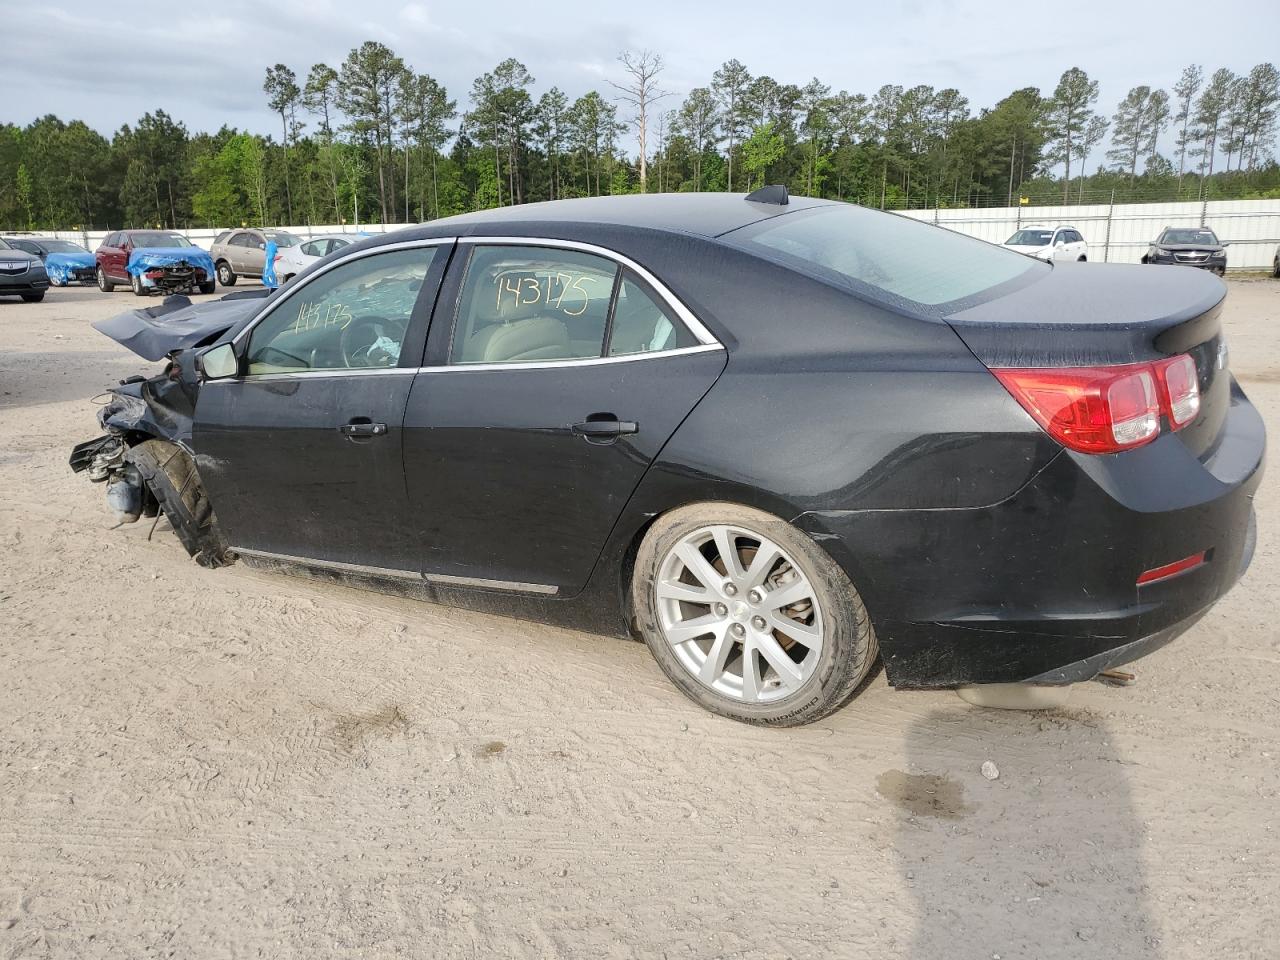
1155 354 1200 427
993 365 1159 454
994 353 1202 454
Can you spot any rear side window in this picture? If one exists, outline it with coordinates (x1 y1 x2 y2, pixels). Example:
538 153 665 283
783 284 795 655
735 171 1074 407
448 246 700 365
726 205 1045 310
450 246 618 364
301 240 325 257
608 272 698 356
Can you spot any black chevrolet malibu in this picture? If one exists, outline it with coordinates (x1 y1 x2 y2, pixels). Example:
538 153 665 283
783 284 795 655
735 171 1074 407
71 191 1264 725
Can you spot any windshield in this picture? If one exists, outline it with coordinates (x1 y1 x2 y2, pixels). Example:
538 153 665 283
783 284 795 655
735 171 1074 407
42 239 88 253
266 231 301 248
131 232 191 248
1006 229 1053 247
725 204 1044 310
1160 228 1219 245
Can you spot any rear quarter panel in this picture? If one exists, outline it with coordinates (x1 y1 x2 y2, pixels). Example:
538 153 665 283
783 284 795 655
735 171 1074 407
571 236 1059 627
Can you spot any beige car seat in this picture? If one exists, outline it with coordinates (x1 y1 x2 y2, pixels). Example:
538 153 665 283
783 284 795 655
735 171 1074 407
462 272 571 363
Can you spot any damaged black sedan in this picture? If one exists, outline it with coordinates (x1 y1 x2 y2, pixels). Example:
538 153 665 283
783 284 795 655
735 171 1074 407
71 192 1264 725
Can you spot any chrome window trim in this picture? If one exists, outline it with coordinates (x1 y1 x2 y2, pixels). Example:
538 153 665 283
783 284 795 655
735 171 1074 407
229 236 454 351
201 342 724 384
421 342 722 374
456 235 721 348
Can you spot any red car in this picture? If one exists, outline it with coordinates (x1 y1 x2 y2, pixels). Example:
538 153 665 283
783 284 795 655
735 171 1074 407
95 230 216 296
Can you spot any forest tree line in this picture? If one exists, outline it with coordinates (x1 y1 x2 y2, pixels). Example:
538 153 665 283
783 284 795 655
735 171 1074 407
1 44 1278 232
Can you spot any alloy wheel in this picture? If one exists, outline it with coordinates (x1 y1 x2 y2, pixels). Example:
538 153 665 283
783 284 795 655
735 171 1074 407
654 525 824 703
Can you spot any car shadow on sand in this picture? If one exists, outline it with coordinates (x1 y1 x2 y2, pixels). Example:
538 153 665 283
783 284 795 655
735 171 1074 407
887 704 1160 959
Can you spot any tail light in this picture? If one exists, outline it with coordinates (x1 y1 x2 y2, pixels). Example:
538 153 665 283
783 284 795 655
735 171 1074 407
1155 354 1200 427
994 354 1200 455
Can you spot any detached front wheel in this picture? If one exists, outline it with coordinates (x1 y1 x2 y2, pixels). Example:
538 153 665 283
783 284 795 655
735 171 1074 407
632 503 876 726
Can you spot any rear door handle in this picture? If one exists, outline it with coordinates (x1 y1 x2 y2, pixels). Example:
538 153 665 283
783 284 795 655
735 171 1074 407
339 419 387 438
572 417 638 442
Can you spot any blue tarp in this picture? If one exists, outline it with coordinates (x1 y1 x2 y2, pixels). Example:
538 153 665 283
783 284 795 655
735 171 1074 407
127 247 216 283
262 240 279 289
45 251 96 285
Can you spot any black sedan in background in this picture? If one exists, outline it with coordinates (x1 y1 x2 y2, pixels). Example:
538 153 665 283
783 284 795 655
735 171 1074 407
0 237 49 302
70 192 1263 725
1143 226 1228 275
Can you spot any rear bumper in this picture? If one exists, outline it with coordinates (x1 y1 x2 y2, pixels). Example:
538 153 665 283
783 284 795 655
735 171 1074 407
797 381 1265 688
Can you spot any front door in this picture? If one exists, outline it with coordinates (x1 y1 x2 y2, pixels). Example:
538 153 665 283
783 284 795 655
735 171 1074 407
403 241 726 596
194 241 451 571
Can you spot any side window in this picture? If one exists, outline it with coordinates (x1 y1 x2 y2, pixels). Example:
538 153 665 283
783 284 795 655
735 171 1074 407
245 247 435 374
231 232 254 248
301 239 324 257
450 246 618 365
607 270 698 356
1071 231 1085 244
330 239 352 254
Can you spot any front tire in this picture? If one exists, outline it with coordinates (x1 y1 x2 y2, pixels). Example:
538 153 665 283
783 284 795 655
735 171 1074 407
198 280 216 294
131 273 148 296
216 261 237 286
1273 258 1280 279
126 439 230 568
632 502 877 726
21 292 45 303
96 266 115 292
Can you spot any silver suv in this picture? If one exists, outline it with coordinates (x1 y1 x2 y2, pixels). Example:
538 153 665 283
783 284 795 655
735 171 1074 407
209 228 301 286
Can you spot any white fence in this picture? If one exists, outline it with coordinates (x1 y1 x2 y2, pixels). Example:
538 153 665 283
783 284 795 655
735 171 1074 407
901 198 1280 272
21 199 1280 272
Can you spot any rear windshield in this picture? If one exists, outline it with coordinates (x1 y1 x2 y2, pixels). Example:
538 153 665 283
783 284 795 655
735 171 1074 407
42 239 88 253
131 232 191 248
1006 229 1053 246
1161 228 1218 245
724 204 1044 311
266 231 301 247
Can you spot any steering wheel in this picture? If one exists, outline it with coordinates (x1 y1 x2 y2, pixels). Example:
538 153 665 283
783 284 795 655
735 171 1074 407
339 315 407 368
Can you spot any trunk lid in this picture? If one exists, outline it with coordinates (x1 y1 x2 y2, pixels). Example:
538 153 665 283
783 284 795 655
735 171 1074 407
945 262 1229 458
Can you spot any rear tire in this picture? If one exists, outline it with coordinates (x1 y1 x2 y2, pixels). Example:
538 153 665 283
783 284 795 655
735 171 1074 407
216 261 237 286
126 439 231 568
21 292 45 303
1077 255 1087 262
96 266 114 292
1273 258 1280 279
632 502 877 726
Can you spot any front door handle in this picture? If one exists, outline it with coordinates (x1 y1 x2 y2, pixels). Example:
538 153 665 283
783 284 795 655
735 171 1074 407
339 419 387 438
572 416 638 443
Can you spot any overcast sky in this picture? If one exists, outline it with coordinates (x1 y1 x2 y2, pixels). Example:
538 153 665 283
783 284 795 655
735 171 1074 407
4 0 1278 172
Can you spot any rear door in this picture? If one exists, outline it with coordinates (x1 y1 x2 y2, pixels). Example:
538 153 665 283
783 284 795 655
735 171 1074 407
402 239 726 596
193 240 451 572
111 234 132 279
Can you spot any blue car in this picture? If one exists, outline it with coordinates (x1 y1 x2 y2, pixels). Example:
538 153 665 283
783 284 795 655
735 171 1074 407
3 236 97 286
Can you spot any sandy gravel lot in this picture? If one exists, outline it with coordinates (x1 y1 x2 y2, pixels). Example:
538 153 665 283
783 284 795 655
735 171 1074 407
1 279 1278 959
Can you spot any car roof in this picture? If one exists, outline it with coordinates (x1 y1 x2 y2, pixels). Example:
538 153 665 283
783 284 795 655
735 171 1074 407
395 192 837 241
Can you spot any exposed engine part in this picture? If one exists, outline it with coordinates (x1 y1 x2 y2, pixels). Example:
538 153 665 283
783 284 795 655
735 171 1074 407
104 464 144 523
87 438 126 482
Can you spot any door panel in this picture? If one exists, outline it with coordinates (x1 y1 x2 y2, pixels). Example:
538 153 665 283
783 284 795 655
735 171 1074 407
192 243 450 570
195 373 419 567
402 349 725 594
